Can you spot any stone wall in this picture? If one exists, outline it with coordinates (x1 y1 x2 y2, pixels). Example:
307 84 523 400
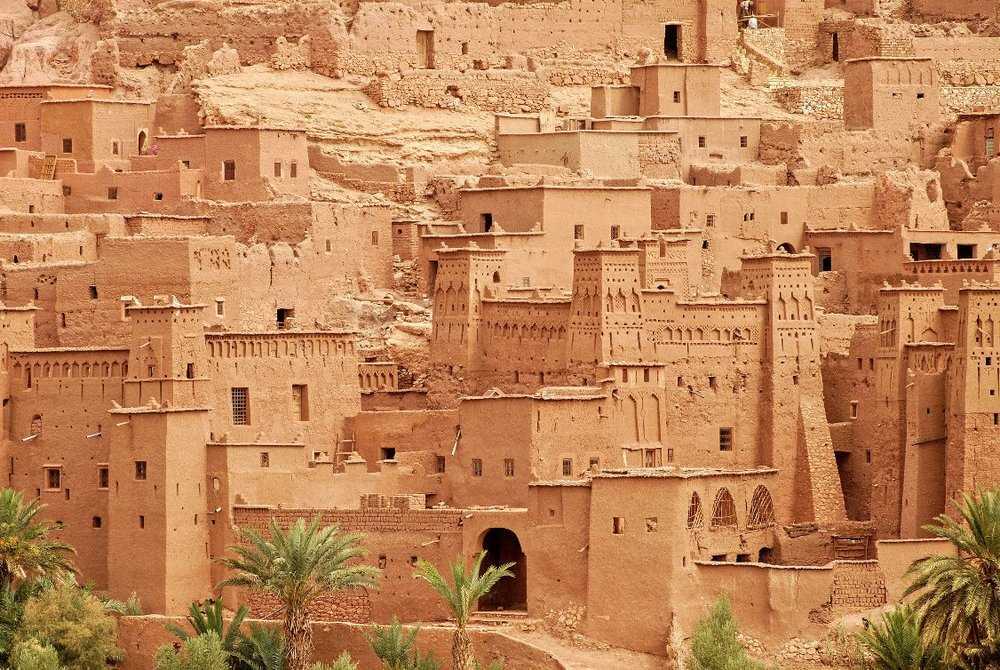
829 560 888 613
365 70 550 113
941 86 1000 115
772 81 844 120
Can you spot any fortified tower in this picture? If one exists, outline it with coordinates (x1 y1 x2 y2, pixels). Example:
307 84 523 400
740 250 845 523
430 246 507 373
107 300 211 613
947 285 1000 508
568 246 646 370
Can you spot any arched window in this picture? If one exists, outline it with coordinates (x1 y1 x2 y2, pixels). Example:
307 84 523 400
747 485 775 529
687 492 703 529
711 488 737 527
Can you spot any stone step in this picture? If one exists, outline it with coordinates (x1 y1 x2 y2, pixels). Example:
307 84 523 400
470 610 530 626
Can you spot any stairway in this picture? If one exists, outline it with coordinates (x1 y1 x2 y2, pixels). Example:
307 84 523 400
40 155 57 180
470 610 529 627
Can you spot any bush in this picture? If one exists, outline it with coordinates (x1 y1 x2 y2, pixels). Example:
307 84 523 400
14 581 122 670
687 596 766 670
155 632 229 670
856 607 946 670
10 638 61 670
367 617 441 670
309 653 359 670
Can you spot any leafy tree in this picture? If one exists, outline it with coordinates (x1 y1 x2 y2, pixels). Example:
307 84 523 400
367 617 441 670
856 606 946 670
10 638 61 670
905 489 1000 669
13 580 122 670
155 631 230 670
219 519 379 670
167 599 248 657
413 552 514 670
0 580 48 663
0 490 74 590
687 596 766 670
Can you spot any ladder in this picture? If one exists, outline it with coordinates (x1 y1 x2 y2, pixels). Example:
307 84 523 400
40 155 56 180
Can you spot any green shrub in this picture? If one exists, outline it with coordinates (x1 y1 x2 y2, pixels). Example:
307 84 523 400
14 582 122 670
10 638 62 670
687 596 766 670
308 653 358 670
155 632 229 670
856 607 946 670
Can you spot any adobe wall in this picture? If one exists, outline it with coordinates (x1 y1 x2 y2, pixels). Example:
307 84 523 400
0 177 64 213
366 69 550 114
308 146 428 203
759 121 919 176
115 616 564 670
876 537 955 602
348 408 458 471
230 503 465 623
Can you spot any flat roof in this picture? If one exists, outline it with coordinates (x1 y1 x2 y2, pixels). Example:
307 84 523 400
594 466 779 480
40 98 153 105
844 56 933 63
203 125 307 133
460 183 651 193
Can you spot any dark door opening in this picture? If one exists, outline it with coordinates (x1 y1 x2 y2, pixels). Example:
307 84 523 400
478 528 527 611
909 243 943 261
664 24 680 60
416 30 435 69
832 32 839 62
138 130 148 155
758 547 774 563
276 307 295 330
481 213 494 232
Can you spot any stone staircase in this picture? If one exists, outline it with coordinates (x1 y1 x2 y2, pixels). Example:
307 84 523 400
470 610 530 627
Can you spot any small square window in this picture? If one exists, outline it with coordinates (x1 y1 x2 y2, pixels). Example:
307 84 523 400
645 517 658 532
589 456 599 470
706 214 716 227
472 458 483 477
92 516 102 529
153 192 163 201
740 135 748 148
612 517 625 534
274 162 282 178
14 123 26 143
917 92 925 99
112 141 119 155
289 162 298 178
562 458 573 477
371 231 379 246
215 299 224 317
673 91 681 103
107 187 118 200
436 456 446 473
697 136 706 148
62 138 72 153
223 160 236 181
378 555 387 569
850 400 859 419
138 515 145 529
259 452 270 468
231 387 250 425
708 376 717 390
504 458 515 477
98 467 109 489
88 284 97 299
44 467 61 490
719 427 733 452
134 461 147 480
610 225 620 240
574 224 584 240
780 211 789 225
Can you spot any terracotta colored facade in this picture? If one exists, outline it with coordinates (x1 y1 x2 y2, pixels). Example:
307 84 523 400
0 0 999 663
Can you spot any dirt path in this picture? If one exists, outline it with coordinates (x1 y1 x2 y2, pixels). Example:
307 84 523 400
498 629 665 670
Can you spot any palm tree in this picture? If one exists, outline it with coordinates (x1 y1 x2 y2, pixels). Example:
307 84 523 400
856 606 946 670
167 599 248 661
904 488 1000 669
413 552 514 670
0 489 74 589
218 518 379 670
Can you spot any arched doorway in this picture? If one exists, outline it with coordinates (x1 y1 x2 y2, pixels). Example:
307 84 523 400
138 130 147 155
777 242 796 253
478 528 527 611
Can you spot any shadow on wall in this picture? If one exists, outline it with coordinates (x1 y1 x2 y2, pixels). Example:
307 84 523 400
116 616 565 670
